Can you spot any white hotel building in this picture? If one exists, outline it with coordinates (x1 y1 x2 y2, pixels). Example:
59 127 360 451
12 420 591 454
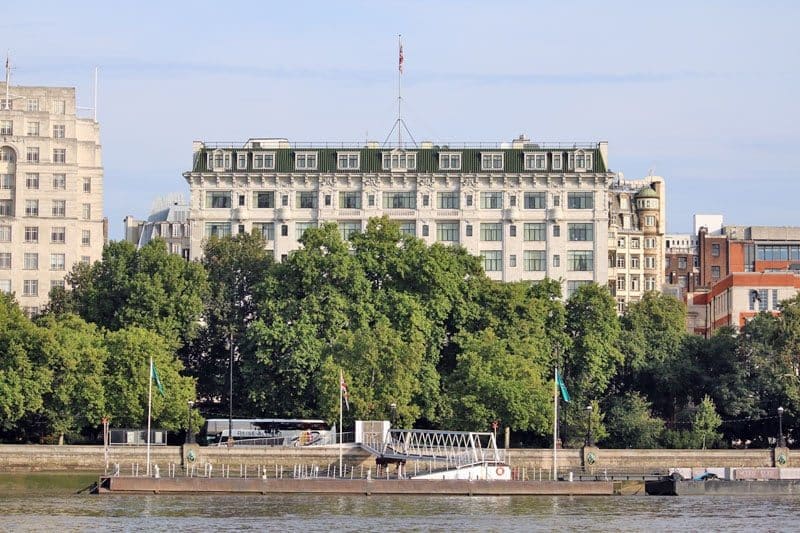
184 136 620 298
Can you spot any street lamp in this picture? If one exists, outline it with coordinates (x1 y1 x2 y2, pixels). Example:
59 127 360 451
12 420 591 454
389 403 397 428
778 406 786 448
186 400 194 444
586 404 594 447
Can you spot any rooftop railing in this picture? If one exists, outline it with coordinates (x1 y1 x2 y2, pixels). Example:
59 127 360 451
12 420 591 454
200 141 602 150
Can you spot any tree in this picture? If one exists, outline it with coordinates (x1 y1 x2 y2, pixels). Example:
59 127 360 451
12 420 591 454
604 392 664 448
693 395 723 449
103 327 197 430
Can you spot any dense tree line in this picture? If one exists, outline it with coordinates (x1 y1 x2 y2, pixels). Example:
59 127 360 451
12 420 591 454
0 216 797 447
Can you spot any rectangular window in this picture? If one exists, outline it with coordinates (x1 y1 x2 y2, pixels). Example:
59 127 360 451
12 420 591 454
759 289 768 311
0 99 11 110
553 225 560 238
23 280 38 297
367 194 375 207
296 191 318 209
524 250 546 272
465 194 473 207
80 256 91 265
0 252 10 269
631 255 640 269
399 222 416 236
480 223 502 241
509 224 517 237
439 153 461 170
238 194 245 207
205 222 231 238
206 192 231 209
24 226 38 243
0 225 10 241
711 266 720 279
553 254 560 268
0 279 10 293
26 173 39 189
27 121 39 136
422 194 429 207
773 289 779 309
82 177 91 193
339 221 361 241
52 200 66 217
254 223 275 240
552 194 561 207
295 221 316 240
383 192 416 209
630 275 640 291
236 152 247 170
568 223 594 241
480 153 504 170
567 192 594 209
616 254 626 268
53 124 65 139
281 224 288 237
50 253 65 271
617 275 626 291
523 223 546 241
53 174 66 190
509 254 517 268
24 252 38 270
252 152 275 169
25 200 39 217
481 250 502 272
382 152 417 171
712 243 720 257
567 280 591 298
337 152 360 170
27 99 39 112
568 250 594 271
436 222 459 243
0 200 12 216
645 215 655 227
645 238 657 249
644 255 656 269
630 238 640 249
80 229 89 245
253 191 275 209
524 153 547 170
678 257 688 269
0 174 12 189
53 148 66 163
27 147 40 163
339 191 362 209
53 100 65 114
51 279 65 290
0 120 12 135
551 153 563 170
295 152 318 170
480 192 503 209
465 224 473 237
524 192 546 209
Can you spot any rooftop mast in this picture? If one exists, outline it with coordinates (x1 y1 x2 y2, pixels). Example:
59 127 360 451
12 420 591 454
383 35 416 148
4 53 10 110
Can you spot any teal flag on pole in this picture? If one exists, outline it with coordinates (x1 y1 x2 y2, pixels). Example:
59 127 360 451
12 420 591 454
556 370 570 402
151 362 165 397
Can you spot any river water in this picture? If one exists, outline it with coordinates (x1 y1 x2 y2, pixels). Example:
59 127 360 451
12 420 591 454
0 476 798 532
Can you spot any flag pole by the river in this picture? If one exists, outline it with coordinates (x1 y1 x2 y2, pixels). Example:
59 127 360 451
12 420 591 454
552 366 557 481
146 356 153 476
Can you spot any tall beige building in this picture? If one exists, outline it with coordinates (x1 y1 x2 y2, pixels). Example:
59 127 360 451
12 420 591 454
0 82 104 314
184 136 615 298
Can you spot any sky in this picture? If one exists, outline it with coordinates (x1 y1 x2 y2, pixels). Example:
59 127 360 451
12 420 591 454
3 0 799 240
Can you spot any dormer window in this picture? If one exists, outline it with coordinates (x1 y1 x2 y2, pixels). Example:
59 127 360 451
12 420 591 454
524 152 547 171
337 152 360 170
571 150 593 171
551 152 563 170
295 151 318 170
481 153 504 171
208 150 232 171
382 150 416 171
236 152 247 170
439 152 461 170
253 152 275 170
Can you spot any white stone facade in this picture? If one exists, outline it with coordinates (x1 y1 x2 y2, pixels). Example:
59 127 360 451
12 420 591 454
0 83 104 314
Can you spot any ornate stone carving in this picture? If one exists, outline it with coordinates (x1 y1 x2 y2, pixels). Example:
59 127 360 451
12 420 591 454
417 175 434 188
461 176 477 188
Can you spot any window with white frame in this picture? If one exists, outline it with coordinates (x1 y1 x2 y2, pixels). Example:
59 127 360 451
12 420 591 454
253 191 275 208
524 250 546 272
27 147 39 163
399 221 416 236
481 250 502 272
616 254 626 268
52 200 66 217
27 99 39 112
53 100 65 114
53 124 65 139
82 203 91 220
81 229 90 245
296 191 317 209
26 173 39 189
339 221 361 241
339 191 361 209
0 174 12 189
567 280 591 298
0 200 12 216
568 223 594 241
383 192 416 209
0 225 10 241
567 192 594 209
206 191 231 209
205 222 231 238
645 215 655 227
24 226 38 243
617 275 626 291
25 200 38 217
480 191 503 209
82 177 91 193
0 279 10 293
53 174 66 190
0 120 12 135
481 153 503 171
644 237 657 249
574 151 593 171
437 191 459 209
253 152 275 169
630 238 640 249
439 153 461 170
551 152 563 170
0 252 10 269
523 223 546 241
50 253 65 271
52 148 66 163
524 152 547 170
630 255 640 269
295 221 316 240
568 250 594 271
254 222 275 241
645 276 656 291
436 222 459 242
236 152 247 170
480 223 502 241
644 255 656 269
26 121 39 136
23 280 38 296
337 152 360 170
524 192 545 209
630 275 640 291
295 152 318 170
51 279 65 290
382 151 416 171
24 252 38 270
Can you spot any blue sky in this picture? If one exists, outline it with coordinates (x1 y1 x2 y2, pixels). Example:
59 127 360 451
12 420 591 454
4 0 799 239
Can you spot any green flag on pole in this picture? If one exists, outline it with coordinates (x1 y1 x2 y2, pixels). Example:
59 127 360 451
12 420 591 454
151 362 165 397
556 369 570 402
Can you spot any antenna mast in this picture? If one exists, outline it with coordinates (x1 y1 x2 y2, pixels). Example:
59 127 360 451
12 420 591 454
93 67 99 122
397 34 402 149
4 53 10 110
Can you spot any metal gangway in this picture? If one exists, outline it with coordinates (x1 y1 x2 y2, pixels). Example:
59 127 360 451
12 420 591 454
361 429 506 469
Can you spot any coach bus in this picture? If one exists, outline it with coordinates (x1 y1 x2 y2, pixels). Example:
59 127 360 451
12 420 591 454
200 418 335 447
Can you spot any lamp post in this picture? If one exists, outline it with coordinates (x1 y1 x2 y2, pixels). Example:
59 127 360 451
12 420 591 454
390 403 397 428
586 404 594 447
778 406 786 448
186 400 194 444
228 330 234 448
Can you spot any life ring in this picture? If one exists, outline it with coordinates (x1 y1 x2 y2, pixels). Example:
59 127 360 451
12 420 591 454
187 450 196 463
496 467 505 476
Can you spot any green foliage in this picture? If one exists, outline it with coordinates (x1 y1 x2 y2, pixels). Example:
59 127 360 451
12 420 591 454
693 395 723 449
604 392 664 448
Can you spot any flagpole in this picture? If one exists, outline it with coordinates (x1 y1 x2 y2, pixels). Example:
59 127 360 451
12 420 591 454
553 366 558 481
397 34 402 149
147 356 153 477
339 369 343 476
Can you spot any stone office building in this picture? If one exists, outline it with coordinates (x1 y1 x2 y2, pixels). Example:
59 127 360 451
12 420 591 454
0 82 104 315
184 136 616 297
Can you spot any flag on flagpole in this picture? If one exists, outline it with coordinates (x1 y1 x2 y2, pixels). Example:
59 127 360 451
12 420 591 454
556 369 570 402
399 42 404 74
151 362 165 397
339 369 350 411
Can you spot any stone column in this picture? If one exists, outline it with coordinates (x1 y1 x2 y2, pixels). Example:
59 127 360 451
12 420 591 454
773 446 790 468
